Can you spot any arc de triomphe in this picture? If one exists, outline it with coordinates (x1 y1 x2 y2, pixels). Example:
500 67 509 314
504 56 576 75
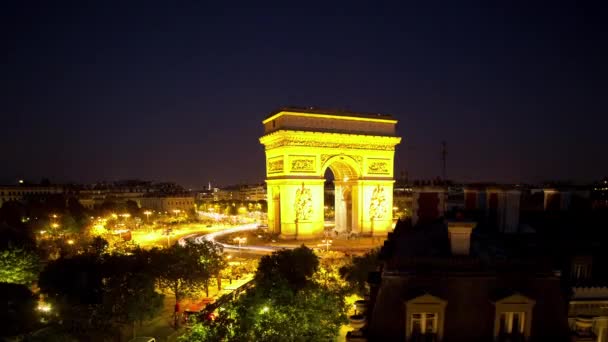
259 108 401 240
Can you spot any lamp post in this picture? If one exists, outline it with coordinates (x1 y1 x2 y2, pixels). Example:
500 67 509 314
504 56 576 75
163 229 173 247
143 210 152 223
320 239 333 252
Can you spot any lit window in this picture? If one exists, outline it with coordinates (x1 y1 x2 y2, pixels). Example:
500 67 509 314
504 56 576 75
405 294 446 341
493 293 535 341
498 312 525 335
411 312 437 335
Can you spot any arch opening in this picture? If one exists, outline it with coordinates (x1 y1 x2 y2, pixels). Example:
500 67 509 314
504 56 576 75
322 157 360 235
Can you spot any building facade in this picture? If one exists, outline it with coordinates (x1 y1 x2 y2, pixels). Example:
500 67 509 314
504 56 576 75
360 220 570 341
0 185 64 206
137 196 195 212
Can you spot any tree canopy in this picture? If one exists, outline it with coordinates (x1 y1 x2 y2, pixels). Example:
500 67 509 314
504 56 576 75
180 245 347 342
0 246 41 285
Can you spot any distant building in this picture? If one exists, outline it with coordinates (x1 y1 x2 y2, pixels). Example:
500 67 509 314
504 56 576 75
214 185 241 201
568 286 608 341
411 185 447 225
240 183 267 201
591 178 608 209
210 184 267 202
0 185 64 206
75 180 189 210
137 195 195 213
196 188 218 203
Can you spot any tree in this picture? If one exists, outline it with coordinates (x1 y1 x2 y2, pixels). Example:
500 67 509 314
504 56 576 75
339 247 380 295
179 245 347 342
313 251 350 294
67 197 88 229
88 236 109 256
0 246 41 285
38 255 105 308
101 271 164 338
189 240 226 296
151 241 225 327
0 283 37 336
255 245 318 292
125 200 141 218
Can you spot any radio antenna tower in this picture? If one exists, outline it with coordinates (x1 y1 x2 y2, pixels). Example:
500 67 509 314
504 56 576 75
441 141 447 180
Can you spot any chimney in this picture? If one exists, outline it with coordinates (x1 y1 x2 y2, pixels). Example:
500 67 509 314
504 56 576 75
447 221 476 256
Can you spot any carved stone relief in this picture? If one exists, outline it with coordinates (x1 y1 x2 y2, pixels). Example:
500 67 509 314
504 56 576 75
368 160 389 174
294 184 313 221
291 159 315 172
369 185 387 220
268 159 284 173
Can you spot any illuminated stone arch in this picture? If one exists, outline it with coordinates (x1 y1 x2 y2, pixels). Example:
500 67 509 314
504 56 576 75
260 108 402 240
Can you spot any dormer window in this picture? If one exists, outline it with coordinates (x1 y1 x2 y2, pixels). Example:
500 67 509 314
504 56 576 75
405 294 447 341
410 312 438 336
498 311 525 336
571 256 593 281
493 293 535 341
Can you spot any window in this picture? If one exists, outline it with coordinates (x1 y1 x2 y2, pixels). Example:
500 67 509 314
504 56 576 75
572 263 590 280
498 312 524 335
411 312 437 334
405 294 446 341
493 293 535 341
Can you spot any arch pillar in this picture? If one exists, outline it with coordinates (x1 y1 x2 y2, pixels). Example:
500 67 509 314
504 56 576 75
266 178 325 239
356 179 395 236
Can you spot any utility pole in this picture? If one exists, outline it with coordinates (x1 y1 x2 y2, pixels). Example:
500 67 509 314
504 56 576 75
441 141 447 181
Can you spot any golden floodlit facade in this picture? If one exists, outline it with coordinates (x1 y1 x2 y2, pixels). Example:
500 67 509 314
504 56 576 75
259 108 402 239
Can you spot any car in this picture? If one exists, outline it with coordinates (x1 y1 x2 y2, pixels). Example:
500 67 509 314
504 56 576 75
128 338 156 342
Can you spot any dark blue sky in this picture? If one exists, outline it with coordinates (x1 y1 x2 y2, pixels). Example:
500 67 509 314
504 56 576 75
1 1 606 188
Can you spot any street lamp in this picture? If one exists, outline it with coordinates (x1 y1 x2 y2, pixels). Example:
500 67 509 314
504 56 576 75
143 210 152 223
320 239 333 252
163 229 173 247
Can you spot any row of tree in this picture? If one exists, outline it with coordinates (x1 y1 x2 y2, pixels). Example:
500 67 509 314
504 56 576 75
179 246 381 342
37 239 225 339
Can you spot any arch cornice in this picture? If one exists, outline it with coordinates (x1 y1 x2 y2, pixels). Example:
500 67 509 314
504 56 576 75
259 130 401 151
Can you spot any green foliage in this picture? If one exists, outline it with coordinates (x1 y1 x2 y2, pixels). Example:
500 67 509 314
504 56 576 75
180 245 347 342
38 249 163 337
255 245 319 292
152 240 225 303
88 236 109 255
0 246 41 285
178 322 223 342
39 254 105 306
101 271 164 333
339 248 380 296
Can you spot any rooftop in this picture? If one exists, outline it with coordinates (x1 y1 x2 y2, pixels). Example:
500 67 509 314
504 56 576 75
263 106 396 123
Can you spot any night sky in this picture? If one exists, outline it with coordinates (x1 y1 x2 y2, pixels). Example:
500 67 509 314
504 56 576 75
1 2 606 188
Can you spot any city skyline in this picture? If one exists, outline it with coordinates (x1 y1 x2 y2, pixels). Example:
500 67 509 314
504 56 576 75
2 2 607 188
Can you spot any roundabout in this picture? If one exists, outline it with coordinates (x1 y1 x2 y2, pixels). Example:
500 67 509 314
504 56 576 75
180 223 385 255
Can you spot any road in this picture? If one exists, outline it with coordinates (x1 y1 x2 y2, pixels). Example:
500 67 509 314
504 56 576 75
181 223 286 253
